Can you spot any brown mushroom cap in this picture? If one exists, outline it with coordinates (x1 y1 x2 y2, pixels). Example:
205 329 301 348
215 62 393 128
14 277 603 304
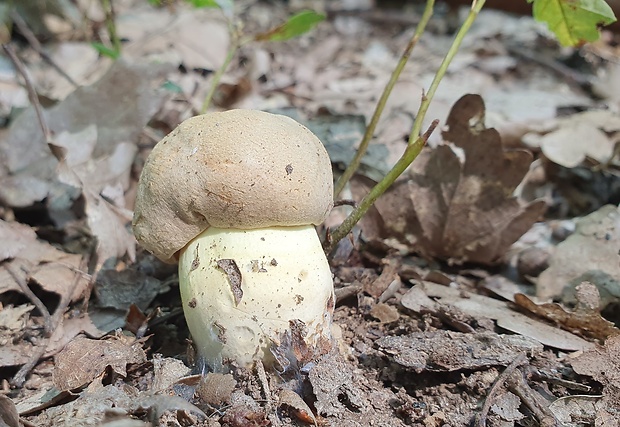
133 110 333 263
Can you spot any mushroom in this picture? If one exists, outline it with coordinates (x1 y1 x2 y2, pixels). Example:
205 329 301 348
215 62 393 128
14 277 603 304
133 110 335 371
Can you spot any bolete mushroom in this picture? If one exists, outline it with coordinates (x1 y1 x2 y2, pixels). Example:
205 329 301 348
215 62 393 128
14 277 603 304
133 110 335 371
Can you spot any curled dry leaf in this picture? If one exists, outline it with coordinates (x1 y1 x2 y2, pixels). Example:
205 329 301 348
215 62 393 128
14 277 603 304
371 94 546 265
0 61 169 208
278 389 317 425
0 395 20 427
514 282 620 342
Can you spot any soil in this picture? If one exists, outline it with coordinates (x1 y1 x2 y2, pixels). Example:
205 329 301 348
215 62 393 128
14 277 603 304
1 1 619 426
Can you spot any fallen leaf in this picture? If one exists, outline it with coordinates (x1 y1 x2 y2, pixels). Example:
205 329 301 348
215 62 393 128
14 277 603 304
21 384 205 426
119 6 229 71
196 373 236 406
489 391 523 423
53 335 146 391
570 335 620 424
538 204 620 301
0 311 109 368
0 395 19 427
83 190 136 266
376 331 542 373
403 281 594 351
514 282 620 342
0 304 33 337
0 60 169 208
549 395 598 425
372 94 546 265
308 355 367 417
0 219 88 300
523 110 620 168
94 268 162 311
151 355 191 393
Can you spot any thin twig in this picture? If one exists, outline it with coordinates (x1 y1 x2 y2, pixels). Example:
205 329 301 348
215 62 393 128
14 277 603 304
475 353 527 427
10 10 79 88
506 369 560 426
11 254 91 388
4 265 53 335
2 43 52 143
333 199 357 208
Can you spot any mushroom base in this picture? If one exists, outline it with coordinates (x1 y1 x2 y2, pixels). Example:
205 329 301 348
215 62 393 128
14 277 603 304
179 225 335 371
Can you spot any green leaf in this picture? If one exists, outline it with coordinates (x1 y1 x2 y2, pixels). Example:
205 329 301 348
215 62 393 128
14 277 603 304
92 42 120 59
185 0 219 8
529 0 616 46
147 0 162 5
161 80 183 93
254 10 325 42
185 0 233 17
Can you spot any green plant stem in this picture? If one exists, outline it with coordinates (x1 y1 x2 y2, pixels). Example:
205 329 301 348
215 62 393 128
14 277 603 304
326 0 486 252
200 42 237 113
100 0 121 54
327 120 438 251
333 0 435 199
409 0 485 142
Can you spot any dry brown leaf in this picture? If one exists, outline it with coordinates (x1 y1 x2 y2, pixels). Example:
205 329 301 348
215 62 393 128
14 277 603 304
0 312 108 368
20 383 206 426
0 395 20 427
376 331 541 373
308 355 367 417
514 282 620 342
119 7 229 71
53 127 137 266
0 219 88 300
94 268 162 312
404 281 594 351
523 110 620 168
0 61 169 208
419 94 546 264
53 335 146 391
570 335 620 424
372 94 546 265
196 373 236 407
83 190 136 266
549 395 598 425
538 204 620 301
151 356 190 393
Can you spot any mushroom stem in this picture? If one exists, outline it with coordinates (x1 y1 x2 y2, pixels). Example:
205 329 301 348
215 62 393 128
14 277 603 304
179 225 334 371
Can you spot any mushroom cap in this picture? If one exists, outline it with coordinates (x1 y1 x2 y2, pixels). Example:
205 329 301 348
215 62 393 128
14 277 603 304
133 110 333 263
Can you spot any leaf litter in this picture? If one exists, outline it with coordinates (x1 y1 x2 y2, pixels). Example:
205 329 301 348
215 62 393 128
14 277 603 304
2 1 620 426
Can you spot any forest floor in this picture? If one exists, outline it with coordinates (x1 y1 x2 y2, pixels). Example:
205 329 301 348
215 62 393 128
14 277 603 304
1 1 620 426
